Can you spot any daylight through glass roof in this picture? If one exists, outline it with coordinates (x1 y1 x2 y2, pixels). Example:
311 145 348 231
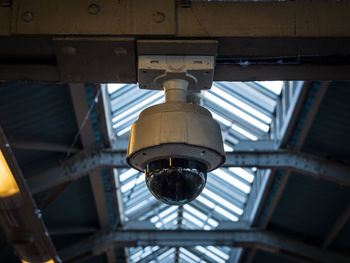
108 81 283 263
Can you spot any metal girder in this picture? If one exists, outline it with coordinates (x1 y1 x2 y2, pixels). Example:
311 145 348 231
9 140 80 153
259 82 329 229
69 84 117 263
54 38 136 83
224 150 350 186
58 229 350 263
239 83 307 231
2 2 350 82
27 150 126 194
233 140 276 151
322 202 350 249
27 149 350 194
11 0 175 35
177 2 350 38
242 81 330 263
1 1 348 37
49 227 98 236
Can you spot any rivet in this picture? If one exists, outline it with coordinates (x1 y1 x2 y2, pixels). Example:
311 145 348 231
113 47 127 56
67 74 82 82
62 46 77 55
21 11 34 22
88 3 100 15
152 11 165 24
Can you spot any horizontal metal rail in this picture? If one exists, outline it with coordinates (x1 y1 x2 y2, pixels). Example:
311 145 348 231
27 148 350 194
59 229 350 263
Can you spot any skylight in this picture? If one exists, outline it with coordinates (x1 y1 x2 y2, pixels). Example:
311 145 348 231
107 83 125 93
256 81 283 95
211 85 272 123
231 124 258 141
204 92 270 132
211 169 251 194
229 168 255 183
223 144 233 152
112 92 163 122
195 246 226 263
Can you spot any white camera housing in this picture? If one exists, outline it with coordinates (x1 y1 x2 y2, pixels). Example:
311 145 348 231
127 98 225 172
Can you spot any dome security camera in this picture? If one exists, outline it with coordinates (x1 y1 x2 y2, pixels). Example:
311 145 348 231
126 56 225 205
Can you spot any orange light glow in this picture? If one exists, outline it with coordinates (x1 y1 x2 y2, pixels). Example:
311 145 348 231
22 259 55 263
0 150 19 197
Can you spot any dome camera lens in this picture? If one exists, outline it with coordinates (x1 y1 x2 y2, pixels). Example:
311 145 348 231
145 158 207 205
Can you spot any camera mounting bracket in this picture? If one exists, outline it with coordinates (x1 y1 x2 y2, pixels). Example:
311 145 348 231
138 55 214 91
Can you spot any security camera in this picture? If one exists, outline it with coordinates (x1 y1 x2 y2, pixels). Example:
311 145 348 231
126 56 225 205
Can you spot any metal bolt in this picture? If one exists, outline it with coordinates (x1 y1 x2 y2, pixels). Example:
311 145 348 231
21 11 34 22
0 0 11 7
67 74 82 82
35 209 42 219
152 11 165 24
88 3 100 15
62 46 77 55
113 47 127 56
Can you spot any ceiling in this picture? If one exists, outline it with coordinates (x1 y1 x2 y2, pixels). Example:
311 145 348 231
0 1 350 263
0 80 349 263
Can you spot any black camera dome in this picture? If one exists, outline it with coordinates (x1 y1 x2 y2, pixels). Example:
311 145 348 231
145 158 207 205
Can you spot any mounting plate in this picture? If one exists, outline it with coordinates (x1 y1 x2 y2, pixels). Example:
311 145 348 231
138 55 214 91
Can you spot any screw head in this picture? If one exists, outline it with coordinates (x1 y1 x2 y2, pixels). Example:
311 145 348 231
88 3 100 15
62 46 77 55
21 11 34 22
152 11 165 24
113 47 127 56
67 74 82 82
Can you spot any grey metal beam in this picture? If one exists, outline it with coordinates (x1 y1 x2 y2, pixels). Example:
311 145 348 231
224 150 350 186
1 1 349 37
49 227 98 236
322 202 350 249
243 82 329 263
177 2 350 38
69 84 117 263
9 140 80 153
27 149 350 194
2 3 350 82
233 140 276 151
213 64 350 82
2 39 350 82
100 84 126 227
58 229 350 263
27 150 126 194
258 82 329 229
